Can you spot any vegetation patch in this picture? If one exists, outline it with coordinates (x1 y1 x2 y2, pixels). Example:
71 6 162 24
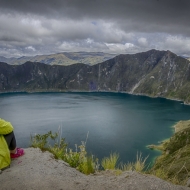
31 131 97 174
101 153 119 170
31 120 190 186
30 130 149 175
149 120 190 185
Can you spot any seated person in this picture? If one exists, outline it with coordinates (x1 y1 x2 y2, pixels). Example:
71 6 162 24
4 131 24 158
0 118 24 170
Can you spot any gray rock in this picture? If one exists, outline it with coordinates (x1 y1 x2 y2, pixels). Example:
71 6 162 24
186 178 190 187
0 148 189 190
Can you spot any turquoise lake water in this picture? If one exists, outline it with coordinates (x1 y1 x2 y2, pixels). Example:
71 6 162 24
0 92 190 165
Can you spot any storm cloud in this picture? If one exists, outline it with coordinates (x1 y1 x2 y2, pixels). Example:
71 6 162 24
0 0 190 57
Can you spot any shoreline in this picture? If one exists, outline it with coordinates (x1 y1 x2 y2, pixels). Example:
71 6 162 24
146 121 179 152
147 119 190 153
146 122 182 164
0 90 188 105
146 138 170 152
148 120 190 184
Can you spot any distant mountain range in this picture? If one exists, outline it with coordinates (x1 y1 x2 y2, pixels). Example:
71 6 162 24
1 49 190 103
0 52 116 66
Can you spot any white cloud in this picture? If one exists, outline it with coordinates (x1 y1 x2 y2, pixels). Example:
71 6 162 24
25 46 36 51
58 40 109 52
157 35 190 56
105 43 136 53
86 38 94 44
138 37 148 47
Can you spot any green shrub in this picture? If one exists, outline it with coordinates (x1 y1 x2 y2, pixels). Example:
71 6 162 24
78 156 95 174
30 131 97 175
30 131 59 150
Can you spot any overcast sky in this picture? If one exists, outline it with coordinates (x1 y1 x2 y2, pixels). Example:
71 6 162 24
0 0 190 57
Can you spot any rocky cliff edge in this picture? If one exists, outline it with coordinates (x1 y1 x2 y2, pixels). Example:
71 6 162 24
0 148 189 190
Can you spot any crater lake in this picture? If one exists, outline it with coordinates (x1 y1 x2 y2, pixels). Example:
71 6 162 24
1 92 190 165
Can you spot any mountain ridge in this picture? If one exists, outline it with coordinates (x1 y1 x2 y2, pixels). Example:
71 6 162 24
1 49 190 103
0 52 116 66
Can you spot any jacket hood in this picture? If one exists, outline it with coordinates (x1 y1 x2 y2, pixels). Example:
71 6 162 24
0 118 14 135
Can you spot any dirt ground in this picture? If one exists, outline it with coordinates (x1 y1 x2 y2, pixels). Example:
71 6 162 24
0 148 189 190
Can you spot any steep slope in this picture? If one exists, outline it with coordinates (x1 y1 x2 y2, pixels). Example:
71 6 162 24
0 49 190 103
150 120 190 184
134 51 190 102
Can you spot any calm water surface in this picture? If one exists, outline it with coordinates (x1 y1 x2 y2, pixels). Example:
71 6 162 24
1 92 190 164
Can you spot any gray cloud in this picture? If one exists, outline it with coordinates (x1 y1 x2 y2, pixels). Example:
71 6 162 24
0 0 190 57
1 0 190 35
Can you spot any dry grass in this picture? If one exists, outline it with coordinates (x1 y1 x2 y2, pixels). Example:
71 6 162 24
134 152 149 172
101 153 119 170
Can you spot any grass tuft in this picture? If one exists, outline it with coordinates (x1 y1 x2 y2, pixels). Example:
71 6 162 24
101 153 119 170
120 162 133 171
119 152 149 173
134 152 149 172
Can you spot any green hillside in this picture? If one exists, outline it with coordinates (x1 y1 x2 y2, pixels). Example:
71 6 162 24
0 52 116 66
150 120 190 185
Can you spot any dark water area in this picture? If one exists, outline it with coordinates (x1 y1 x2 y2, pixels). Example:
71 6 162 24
1 92 190 165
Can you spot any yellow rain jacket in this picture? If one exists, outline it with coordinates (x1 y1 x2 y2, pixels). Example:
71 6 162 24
0 118 14 170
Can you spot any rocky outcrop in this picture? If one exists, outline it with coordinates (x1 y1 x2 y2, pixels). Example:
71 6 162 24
1 49 190 103
0 148 189 190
